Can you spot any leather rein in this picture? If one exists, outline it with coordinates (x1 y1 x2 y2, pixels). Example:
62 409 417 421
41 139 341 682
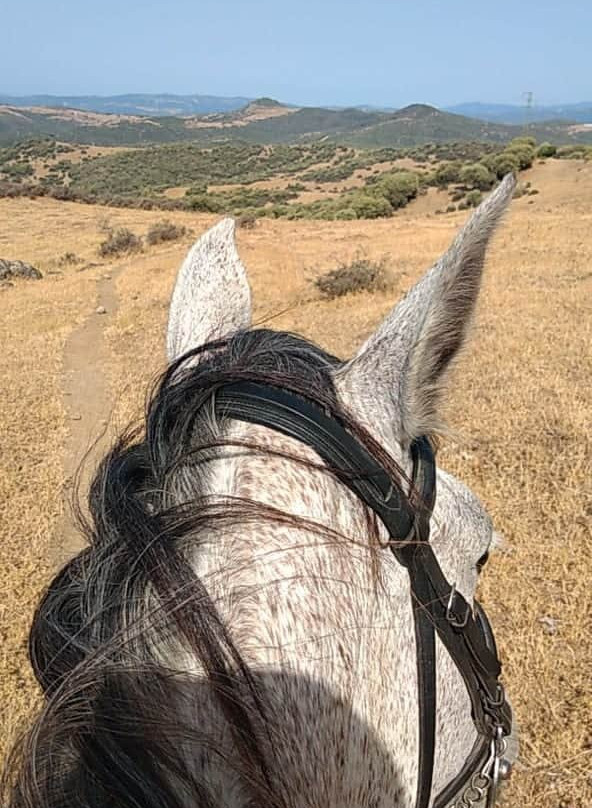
213 381 513 808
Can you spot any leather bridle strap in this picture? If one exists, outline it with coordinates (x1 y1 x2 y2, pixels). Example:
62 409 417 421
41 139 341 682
212 381 510 808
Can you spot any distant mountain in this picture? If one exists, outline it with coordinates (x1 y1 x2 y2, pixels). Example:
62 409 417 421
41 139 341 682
446 102 592 125
0 93 253 116
1 101 590 148
3 94 591 125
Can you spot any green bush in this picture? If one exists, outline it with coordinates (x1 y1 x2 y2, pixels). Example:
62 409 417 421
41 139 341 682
432 161 462 187
459 163 495 191
146 219 188 245
509 136 537 149
490 153 520 179
504 143 535 170
98 227 142 258
465 190 483 208
334 208 358 220
371 171 419 209
536 142 557 158
555 145 592 160
314 253 390 299
349 193 392 219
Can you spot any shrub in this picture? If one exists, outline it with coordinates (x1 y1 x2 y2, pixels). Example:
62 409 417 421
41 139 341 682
536 142 557 158
146 219 188 245
446 204 457 213
490 153 520 179
432 161 463 187
57 252 82 266
555 144 592 160
237 211 257 229
334 208 358 220
465 190 483 207
98 227 142 258
509 136 537 149
371 171 419 209
349 193 392 219
314 253 390 299
504 143 535 170
459 163 495 191
185 194 224 213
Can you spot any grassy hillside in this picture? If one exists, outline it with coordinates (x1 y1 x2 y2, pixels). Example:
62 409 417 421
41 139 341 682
339 104 592 147
2 102 591 148
5 134 579 224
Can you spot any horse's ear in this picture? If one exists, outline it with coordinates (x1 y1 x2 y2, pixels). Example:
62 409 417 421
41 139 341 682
166 218 252 361
336 174 516 446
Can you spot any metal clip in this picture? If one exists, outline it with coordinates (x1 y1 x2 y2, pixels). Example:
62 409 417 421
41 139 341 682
446 584 471 629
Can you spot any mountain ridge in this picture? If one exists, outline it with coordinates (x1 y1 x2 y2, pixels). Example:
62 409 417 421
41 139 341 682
446 101 592 125
1 100 590 148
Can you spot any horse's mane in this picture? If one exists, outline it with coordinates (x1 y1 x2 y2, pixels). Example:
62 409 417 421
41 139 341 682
2 329 406 808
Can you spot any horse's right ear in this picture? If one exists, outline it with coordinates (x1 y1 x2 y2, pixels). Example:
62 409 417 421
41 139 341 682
166 218 252 362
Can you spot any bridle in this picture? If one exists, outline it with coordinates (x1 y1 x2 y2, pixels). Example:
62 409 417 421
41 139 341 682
213 381 514 808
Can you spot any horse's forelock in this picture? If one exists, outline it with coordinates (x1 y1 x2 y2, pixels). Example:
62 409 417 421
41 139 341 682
7 328 407 808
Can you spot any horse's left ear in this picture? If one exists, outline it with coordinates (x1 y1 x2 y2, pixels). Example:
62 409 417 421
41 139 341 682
336 173 516 446
167 218 252 361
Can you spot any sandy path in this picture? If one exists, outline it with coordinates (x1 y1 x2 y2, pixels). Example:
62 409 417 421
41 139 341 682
56 268 122 563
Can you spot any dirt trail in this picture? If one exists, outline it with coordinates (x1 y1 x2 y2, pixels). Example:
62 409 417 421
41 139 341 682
56 268 121 564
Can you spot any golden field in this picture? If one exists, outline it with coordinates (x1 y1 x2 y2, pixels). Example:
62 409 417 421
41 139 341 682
0 158 590 806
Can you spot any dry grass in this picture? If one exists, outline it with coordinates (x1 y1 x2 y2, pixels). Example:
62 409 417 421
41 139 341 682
0 159 591 806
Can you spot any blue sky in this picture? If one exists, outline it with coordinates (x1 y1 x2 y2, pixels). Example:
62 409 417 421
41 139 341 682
3 0 590 106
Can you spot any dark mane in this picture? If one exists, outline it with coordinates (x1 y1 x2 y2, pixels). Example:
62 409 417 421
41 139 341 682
2 329 407 808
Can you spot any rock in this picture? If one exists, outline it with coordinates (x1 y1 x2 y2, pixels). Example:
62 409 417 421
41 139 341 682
538 615 559 635
95 306 107 315
71 414 82 421
0 280 15 290
0 259 42 281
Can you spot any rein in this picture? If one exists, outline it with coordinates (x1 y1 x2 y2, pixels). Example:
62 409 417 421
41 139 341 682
213 381 513 808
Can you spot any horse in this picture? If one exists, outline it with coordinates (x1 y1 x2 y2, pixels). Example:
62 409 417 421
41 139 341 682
2 173 518 808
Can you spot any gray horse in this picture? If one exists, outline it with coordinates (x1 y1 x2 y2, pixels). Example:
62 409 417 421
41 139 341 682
3 175 517 808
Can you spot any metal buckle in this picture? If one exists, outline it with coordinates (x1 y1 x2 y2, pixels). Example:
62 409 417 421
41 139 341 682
446 584 471 629
486 683 506 709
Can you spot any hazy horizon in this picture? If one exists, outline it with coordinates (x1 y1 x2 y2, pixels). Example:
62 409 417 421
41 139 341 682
3 0 590 108
1 92 591 111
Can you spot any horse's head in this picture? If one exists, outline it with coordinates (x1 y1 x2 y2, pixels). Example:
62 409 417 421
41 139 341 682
9 175 517 808
167 173 516 626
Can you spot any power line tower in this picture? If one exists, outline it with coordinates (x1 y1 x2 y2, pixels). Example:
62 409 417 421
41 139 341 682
522 91 534 132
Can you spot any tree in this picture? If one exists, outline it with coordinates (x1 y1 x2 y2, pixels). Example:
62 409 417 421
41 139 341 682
459 163 495 191
490 152 520 179
504 144 535 170
536 142 557 158
373 171 419 209
432 161 462 187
